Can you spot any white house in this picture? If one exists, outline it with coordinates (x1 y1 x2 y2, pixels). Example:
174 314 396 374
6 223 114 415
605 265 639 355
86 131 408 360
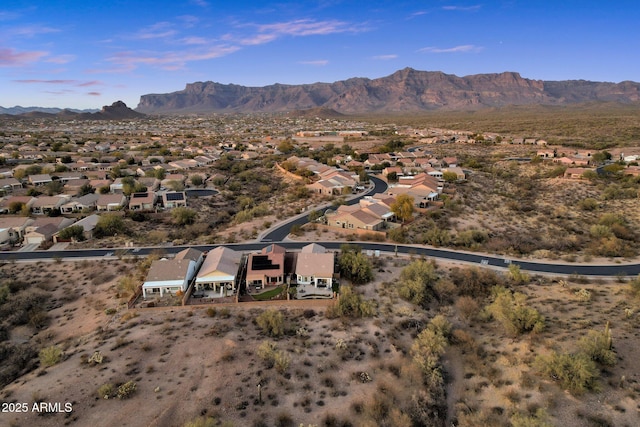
194 247 242 297
142 256 199 299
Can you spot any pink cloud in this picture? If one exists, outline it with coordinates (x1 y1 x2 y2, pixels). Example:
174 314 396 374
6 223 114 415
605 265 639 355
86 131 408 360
106 45 240 70
0 47 47 66
87 92 101 96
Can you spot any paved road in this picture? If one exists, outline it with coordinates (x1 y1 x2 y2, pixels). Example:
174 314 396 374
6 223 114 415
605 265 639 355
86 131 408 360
3 241 639 277
2 175 638 276
260 175 388 241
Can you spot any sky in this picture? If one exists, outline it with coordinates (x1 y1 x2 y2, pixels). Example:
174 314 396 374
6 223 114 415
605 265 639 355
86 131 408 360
1 0 639 109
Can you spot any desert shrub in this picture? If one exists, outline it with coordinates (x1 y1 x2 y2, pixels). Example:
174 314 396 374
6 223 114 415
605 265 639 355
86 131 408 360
507 264 530 285
629 275 640 298
535 351 598 394
410 316 451 389
589 224 612 239
578 198 599 211
274 351 291 374
450 267 501 298
257 340 289 374
97 383 114 399
183 416 218 427
510 409 553 427
485 286 544 336
326 285 375 318
455 296 480 321
577 323 616 366
456 229 489 247
116 380 137 399
256 309 284 337
39 345 63 367
397 259 439 308
171 207 197 225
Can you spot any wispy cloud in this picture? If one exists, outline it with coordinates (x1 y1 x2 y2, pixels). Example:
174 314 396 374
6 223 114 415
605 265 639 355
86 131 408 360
299 60 329 66
234 18 367 46
190 0 209 7
0 11 21 21
45 54 76 64
6 24 60 37
14 79 103 87
0 47 47 66
255 19 361 37
179 36 209 45
106 45 240 71
86 92 101 96
418 44 482 53
131 22 177 40
442 5 481 12
372 54 397 60
409 11 428 18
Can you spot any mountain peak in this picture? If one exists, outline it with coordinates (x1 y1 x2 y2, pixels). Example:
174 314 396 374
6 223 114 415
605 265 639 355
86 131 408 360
136 68 640 114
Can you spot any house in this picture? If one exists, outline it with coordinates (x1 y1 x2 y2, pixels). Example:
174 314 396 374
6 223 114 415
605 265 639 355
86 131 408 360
0 196 35 214
328 209 384 231
194 247 242 297
96 194 126 211
24 223 59 246
443 167 466 181
246 244 286 288
60 193 99 214
128 192 157 211
30 195 69 215
55 214 100 242
0 216 33 246
64 178 91 194
28 174 53 186
294 244 334 288
162 191 187 208
564 168 592 179
142 254 201 299
0 178 23 192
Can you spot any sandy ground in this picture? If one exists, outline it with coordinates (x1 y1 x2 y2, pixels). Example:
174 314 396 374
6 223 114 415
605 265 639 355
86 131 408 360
2 254 640 427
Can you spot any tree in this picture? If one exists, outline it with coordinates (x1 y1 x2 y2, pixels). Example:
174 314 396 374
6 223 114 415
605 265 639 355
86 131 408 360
390 194 414 223
171 207 197 225
327 285 375 318
398 259 439 307
442 171 458 183
535 351 598 394
44 181 64 196
95 213 126 238
58 225 85 241
277 139 295 154
78 183 95 196
338 245 374 284
386 171 398 182
190 174 204 187
166 180 184 192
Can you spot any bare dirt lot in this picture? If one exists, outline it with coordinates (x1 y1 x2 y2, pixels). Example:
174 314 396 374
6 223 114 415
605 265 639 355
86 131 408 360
2 255 640 427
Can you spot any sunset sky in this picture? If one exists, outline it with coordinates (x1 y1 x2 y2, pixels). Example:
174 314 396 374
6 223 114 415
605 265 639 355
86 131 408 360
1 0 639 109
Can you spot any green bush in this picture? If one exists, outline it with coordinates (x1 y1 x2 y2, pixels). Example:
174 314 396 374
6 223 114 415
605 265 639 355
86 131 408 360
578 323 616 366
256 309 284 337
485 286 544 336
397 259 438 307
116 380 137 399
327 285 375 318
535 351 598 394
97 383 114 399
39 345 63 367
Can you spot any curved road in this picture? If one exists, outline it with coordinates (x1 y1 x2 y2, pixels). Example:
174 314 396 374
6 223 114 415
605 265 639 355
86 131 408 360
3 241 639 277
260 175 388 241
2 174 639 276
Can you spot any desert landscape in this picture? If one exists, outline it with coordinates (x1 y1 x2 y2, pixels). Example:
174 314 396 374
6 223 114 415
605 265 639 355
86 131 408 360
1 253 640 427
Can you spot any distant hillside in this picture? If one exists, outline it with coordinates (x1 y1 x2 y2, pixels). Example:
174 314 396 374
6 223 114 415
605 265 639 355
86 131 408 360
136 68 640 114
0 106 98 115
1 101 145 120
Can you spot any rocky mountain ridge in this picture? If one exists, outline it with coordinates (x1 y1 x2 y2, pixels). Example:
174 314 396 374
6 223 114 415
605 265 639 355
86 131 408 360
1 101 144 120
136 68 640 114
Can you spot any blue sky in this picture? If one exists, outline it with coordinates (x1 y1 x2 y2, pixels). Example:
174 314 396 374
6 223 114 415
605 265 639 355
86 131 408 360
1 1 639 109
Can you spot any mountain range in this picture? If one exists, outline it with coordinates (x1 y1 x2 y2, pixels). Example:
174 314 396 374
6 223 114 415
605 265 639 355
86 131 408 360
0 101 144 120
136 68 640 114
0 106 98 115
